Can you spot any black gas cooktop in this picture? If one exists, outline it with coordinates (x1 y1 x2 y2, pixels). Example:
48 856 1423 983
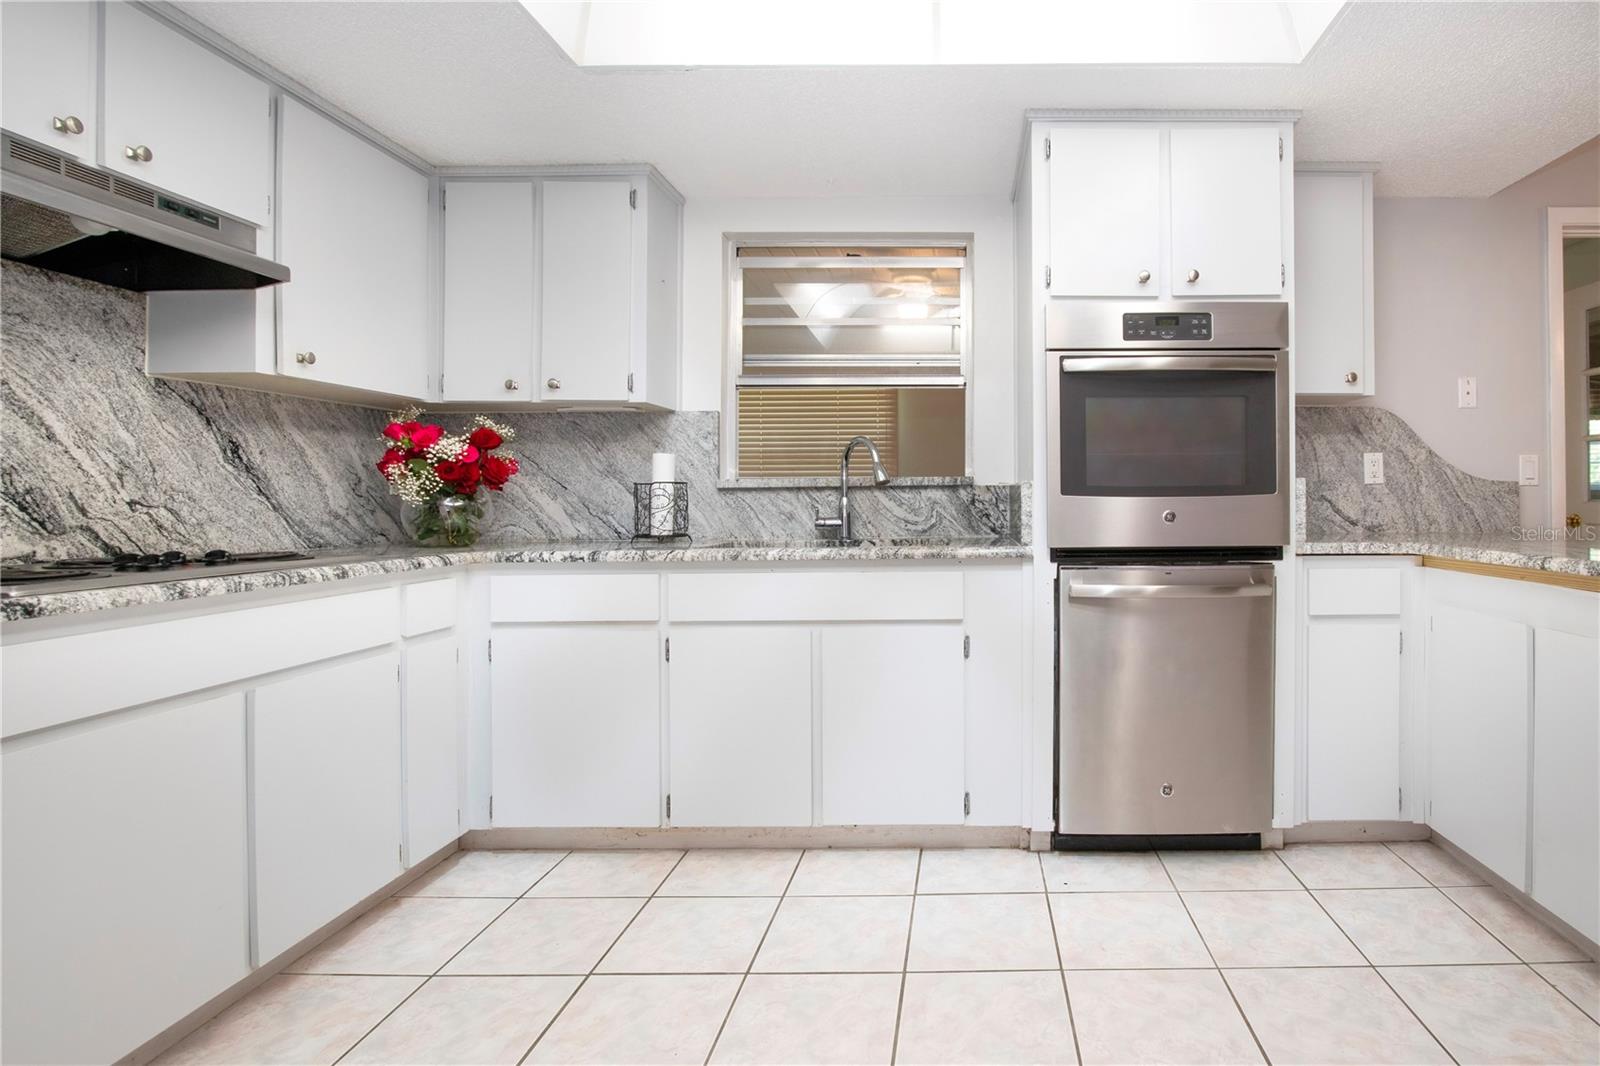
1 549 315 587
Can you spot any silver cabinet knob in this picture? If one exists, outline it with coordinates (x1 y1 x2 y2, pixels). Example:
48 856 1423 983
52 115 84 135
1185 269 1200 283
295 351 316 365
546 377 561 390
504 378 520 391
1344 371 1359 385
1137 270 1151 285
124 144 152 162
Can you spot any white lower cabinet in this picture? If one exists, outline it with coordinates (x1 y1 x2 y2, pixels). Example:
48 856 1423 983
1305 621 1401 821
404 633 461 862
253 650 404 962
668 625 813 827
1530 626 1600 943
1 693 249 1066
821 624 965 825
490 626 661 827
1426 604 1531 888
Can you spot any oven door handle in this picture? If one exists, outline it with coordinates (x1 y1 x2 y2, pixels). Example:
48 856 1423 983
1067 582 1273 600
1059 355 1279 373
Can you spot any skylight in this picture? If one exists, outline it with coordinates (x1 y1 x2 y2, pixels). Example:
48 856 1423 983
521 1 1346 67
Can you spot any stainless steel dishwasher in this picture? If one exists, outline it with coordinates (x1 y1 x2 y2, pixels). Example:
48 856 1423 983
1057 563 1274 836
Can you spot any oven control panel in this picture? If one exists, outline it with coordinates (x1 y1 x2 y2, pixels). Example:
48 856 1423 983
1123 312 1212 341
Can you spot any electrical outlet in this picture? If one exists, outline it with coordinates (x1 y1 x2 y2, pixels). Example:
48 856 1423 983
1519 454 1539 486
1363 452 1385 485
1458 376 1478 408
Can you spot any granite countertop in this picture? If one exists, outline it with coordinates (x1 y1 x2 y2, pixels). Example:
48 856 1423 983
0 536 1029 622
1298 534 1600 579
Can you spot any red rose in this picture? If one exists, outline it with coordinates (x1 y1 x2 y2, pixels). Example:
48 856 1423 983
411 424 443 449
435 460 481 492
382 422 406 441
469 426 503 451
457 444 480 465
376 448 406 476
481 454 518 489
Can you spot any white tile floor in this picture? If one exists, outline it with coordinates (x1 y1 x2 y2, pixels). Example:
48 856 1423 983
158 843 1600 1065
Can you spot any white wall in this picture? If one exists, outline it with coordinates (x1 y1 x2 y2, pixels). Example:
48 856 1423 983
1365 139 1600 526
680 196 1017 483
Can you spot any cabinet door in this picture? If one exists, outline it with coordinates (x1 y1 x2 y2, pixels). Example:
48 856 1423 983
1427 605 1530 887
820 624 965 825
1048 127 1162 297
279 98 430 398
490 626 660 827
102 3 271 225
540 180 633 402
2 694 249 1066
669 626 812 827
443 180 536 402
1306 621 1400 821
254 651 403 962
1530 626 1599 943
405 634 461 863
1170 127 1283 297
1 1 96 160
1295 172 1373 395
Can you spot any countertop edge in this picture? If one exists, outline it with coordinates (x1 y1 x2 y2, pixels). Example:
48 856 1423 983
1298 540 1600 580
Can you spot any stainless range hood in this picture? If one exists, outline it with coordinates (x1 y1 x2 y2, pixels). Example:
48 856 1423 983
0 132 288 291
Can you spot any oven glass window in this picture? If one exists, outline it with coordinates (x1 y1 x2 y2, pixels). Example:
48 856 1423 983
1060 369 1277 497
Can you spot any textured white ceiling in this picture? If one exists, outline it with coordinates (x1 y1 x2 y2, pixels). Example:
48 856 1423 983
176 0 1599 198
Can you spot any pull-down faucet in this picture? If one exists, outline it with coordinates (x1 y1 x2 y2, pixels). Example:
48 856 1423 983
814 435 891 542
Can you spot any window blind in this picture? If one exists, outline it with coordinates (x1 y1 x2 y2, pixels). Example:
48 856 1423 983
737 388 900 478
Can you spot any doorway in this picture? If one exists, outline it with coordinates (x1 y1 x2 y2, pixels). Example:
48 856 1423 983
1544 209 1600 530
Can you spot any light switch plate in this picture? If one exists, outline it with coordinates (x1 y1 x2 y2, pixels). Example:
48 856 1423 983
1458 376 1478 408
1363 452 1385 485
1519 453 1539 486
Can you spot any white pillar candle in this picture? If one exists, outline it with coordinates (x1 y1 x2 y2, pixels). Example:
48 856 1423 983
651 452 677 484
649 453 677 535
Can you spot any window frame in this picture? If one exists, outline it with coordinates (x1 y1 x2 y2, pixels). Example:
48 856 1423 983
719 234 975 482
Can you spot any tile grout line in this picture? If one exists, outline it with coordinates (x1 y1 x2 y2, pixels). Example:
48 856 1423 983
1039 850 1085 1066
700 851 805 1065
514 849 690 1066
1155 850 1275 1066
1281 850 1460 1066
329 850 575 1066
888 848 924 1064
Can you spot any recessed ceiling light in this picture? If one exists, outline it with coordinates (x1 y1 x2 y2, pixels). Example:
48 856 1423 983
520 1 1347 68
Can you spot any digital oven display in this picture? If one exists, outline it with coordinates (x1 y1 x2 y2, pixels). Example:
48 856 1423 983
1123 313 1212 341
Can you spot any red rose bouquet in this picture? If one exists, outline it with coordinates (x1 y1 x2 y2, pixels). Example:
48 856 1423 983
377 408 520 546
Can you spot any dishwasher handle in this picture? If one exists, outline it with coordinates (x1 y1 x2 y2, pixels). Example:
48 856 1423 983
1067 581 1273 600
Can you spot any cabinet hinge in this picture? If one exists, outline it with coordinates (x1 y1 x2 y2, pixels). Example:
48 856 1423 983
489 795 494 819
1281 263 1286 288
1399 632 1404 654
963 791 971 817
1278 136 1283 161
627 372 635 393
629 188 637 209
664 637 670 662
1044 265 1052 288
266 193 272 217
488 639 493 663
1044 136 1051 160
398 842 404 864
439 373 445 398
457 807 461 827
963 634 970 659
1398 788 1403 813
441 187 446 210
665 794 671 818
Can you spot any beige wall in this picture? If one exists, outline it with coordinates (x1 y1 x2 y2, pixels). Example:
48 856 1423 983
1364 138 1600 526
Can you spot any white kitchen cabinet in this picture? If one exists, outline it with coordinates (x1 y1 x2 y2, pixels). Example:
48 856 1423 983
1427 604 1530 887
102 3 271 225
278 97 430 398
668 625 813 827
1047 127 1162 297
2 693 249 1066
1306 622 1401 821
540 179 634 403
820 624 965 825
963 567 1025 826
490 626 661 827
1169 126 1284 297
405 633 461 862
1295 169 1375 396
1530 626 1600 943
253 650 403 962
0 0 96 161
442 179 536 402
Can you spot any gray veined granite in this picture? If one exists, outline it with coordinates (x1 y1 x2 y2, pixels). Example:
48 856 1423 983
1299 535 1600 579
1296 406 1519 540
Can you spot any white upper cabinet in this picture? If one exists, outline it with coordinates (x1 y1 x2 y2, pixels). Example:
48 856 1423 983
101 3 271 226
1169 126 1284 297
278 97 430 399
1048 127 1162 297
540 179 635 403
0 1 96 161
1295 169 1376 396
442 179 536 402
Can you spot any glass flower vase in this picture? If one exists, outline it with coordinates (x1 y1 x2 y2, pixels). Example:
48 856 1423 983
406 493 491 548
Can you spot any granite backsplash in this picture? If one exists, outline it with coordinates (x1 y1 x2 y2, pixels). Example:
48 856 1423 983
1 262 1017 558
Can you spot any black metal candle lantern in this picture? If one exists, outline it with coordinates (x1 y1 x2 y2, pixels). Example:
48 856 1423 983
632 481 689 539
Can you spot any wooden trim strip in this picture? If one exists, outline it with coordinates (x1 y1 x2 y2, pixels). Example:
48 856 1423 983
1421 555 1600 593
